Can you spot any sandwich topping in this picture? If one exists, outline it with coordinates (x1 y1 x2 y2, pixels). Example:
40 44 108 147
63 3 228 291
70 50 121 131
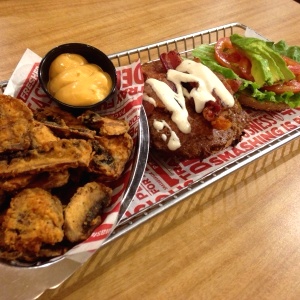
144 58 235 150
142 51 250 158
192 34 300 109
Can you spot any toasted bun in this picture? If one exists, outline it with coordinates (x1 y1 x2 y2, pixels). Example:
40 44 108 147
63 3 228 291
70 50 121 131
238 91 290 111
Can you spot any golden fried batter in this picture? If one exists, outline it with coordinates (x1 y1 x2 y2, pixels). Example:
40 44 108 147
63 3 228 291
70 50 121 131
79 110 130 136
34 106 96 139
30 121 59 148
0 139 92 178
34 106 84 128
0 95 133 262
0 211 21 261
0 174 34 192
2 188 64 256
0 170 70 192
89 133 133 181
64 182 112 242
0 95 34 154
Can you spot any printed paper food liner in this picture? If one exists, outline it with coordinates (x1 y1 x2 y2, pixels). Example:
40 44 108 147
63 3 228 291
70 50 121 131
119 25 300 219
5 46 300 258
4 49 144 256
124 106 300 218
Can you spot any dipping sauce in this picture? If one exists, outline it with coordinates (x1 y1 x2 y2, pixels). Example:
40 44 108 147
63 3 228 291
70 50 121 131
47 53 112 106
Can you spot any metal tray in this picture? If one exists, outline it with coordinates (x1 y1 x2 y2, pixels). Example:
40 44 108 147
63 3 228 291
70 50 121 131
2 22 300 299
103 22 300 243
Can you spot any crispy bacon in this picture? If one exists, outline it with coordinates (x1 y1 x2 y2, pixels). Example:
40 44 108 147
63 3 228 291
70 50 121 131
202 97 232 130
202 100 222 122
159 50 183 71
159 51 235 131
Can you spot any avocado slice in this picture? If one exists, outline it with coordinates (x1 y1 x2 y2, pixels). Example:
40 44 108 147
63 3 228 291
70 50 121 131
230 34 295 88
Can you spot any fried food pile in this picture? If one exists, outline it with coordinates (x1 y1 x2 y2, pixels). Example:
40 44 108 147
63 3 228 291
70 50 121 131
142 51 250 160
0 95 133 262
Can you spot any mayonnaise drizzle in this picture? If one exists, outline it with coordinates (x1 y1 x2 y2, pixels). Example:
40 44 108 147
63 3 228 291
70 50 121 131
145 59 235 151
143 92 157 106
176 60 234 111
146 78 191 134
153 119 181 151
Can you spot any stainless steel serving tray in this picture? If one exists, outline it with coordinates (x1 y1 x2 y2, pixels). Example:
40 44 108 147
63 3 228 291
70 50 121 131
104 22 300 243
1 22 300 299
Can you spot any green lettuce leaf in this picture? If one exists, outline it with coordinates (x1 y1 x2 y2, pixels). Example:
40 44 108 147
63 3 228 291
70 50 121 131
239 82 300 108
191 44 239 79
266 40 300 62
192 40 300 108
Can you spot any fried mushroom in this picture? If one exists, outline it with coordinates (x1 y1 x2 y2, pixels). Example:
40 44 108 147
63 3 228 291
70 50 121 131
88 133 133 181
34 106 96 139
79 110 130 136
1 188 64 258
64 182 112 243
0 139 92 179
30 121 59 148
0 95 34 154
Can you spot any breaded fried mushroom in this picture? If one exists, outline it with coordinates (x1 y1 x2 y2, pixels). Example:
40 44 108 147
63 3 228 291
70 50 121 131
2 188 64 257
79 110 130 136
33 106 96 139
64 182 112 243
30 121 59 148
89 133 133 181
0 170 70 192
0 139 92 179
0 95 34 154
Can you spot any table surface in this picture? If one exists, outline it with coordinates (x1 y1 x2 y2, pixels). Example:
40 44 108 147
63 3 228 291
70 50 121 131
1 0 300 299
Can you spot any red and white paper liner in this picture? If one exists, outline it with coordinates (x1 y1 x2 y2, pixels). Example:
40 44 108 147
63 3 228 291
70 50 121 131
4 49 144 256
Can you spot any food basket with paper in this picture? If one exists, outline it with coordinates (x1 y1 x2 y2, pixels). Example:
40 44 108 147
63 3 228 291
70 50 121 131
1 22 300 300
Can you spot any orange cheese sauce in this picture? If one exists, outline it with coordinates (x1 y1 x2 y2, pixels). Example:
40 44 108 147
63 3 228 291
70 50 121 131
47 53 112 106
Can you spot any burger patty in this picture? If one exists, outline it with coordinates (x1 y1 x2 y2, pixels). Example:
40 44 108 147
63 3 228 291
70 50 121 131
142 58 251 160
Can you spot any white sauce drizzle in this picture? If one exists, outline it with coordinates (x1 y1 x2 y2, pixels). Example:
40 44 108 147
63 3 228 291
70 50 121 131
146 78 191 134
176 60 234 110
146 59 235 151
153 119 181 151
153 119 164 131
143 92 157 106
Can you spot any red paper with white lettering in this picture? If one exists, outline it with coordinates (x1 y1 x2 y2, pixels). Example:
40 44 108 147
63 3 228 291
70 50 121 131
5 48 300 256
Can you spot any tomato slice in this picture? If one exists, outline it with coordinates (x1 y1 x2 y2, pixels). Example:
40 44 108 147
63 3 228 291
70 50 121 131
282 56 300 76
215 37 254 81
263 79 300 94
263 56 300 93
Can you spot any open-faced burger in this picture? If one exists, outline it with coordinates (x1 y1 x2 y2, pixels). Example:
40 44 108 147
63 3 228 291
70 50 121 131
142 50 250 160
192 34 300 111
